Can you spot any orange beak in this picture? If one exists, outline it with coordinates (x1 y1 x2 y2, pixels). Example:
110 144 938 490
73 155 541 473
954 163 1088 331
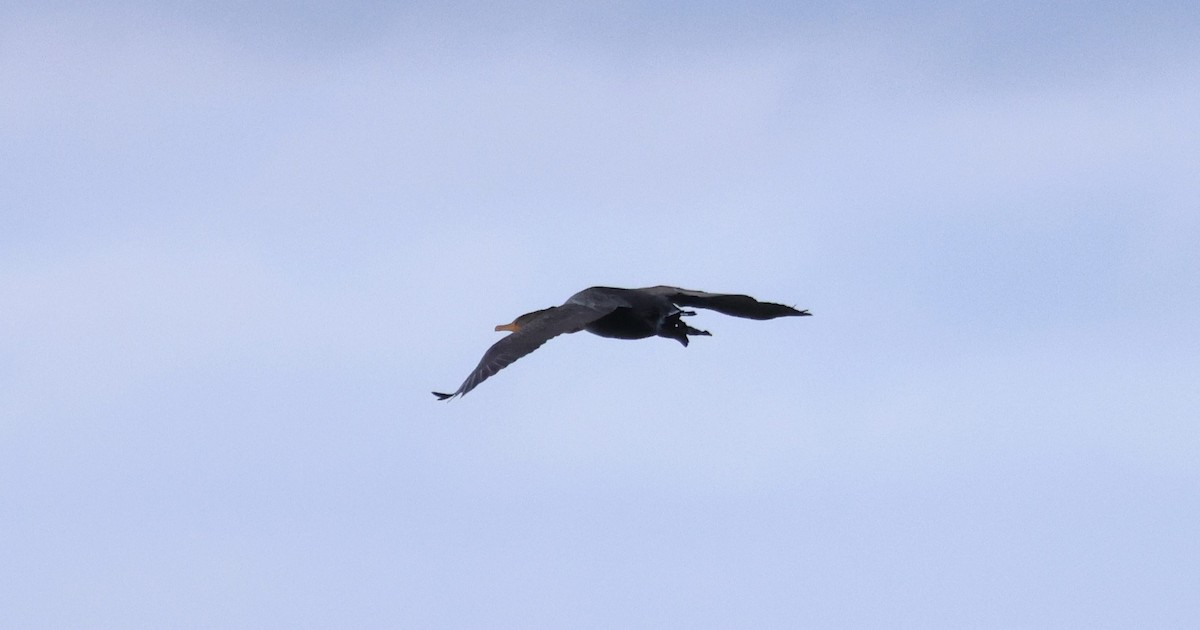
495 322 520 332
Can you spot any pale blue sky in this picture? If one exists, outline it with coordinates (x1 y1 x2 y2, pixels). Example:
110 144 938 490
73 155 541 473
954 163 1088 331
3 2 1199 628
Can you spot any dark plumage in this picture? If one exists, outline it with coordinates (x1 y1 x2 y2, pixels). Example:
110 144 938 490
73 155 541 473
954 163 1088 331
433 285 810 400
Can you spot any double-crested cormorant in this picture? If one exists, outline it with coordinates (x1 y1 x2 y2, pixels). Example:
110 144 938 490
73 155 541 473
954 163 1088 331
433 285 810 400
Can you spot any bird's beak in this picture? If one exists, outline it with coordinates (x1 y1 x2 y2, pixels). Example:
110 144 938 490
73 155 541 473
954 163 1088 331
495 321 520 332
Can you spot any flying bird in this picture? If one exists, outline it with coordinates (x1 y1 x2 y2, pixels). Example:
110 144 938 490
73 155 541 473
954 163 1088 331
433 285 810 400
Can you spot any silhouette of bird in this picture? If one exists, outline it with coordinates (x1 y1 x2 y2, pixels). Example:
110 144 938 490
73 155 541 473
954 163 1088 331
433 285 810 400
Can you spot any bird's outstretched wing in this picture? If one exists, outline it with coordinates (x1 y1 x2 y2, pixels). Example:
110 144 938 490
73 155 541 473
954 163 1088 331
637 285 810 319
433 303 614 400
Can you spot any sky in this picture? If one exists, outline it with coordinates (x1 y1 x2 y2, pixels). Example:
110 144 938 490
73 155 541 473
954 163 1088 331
3 1 1199 627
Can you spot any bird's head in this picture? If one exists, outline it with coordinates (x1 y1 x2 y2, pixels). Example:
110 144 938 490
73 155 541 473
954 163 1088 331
495 307 555 333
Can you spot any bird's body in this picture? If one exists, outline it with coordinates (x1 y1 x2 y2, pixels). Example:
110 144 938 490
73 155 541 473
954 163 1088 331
575 287 677 340
433 285 810 400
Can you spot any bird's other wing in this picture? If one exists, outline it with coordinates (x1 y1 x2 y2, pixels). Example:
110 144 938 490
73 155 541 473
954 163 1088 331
637 285 811 320
433 302 614 400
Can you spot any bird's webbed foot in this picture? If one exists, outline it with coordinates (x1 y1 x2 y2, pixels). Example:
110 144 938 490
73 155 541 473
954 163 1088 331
661 311 711 346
